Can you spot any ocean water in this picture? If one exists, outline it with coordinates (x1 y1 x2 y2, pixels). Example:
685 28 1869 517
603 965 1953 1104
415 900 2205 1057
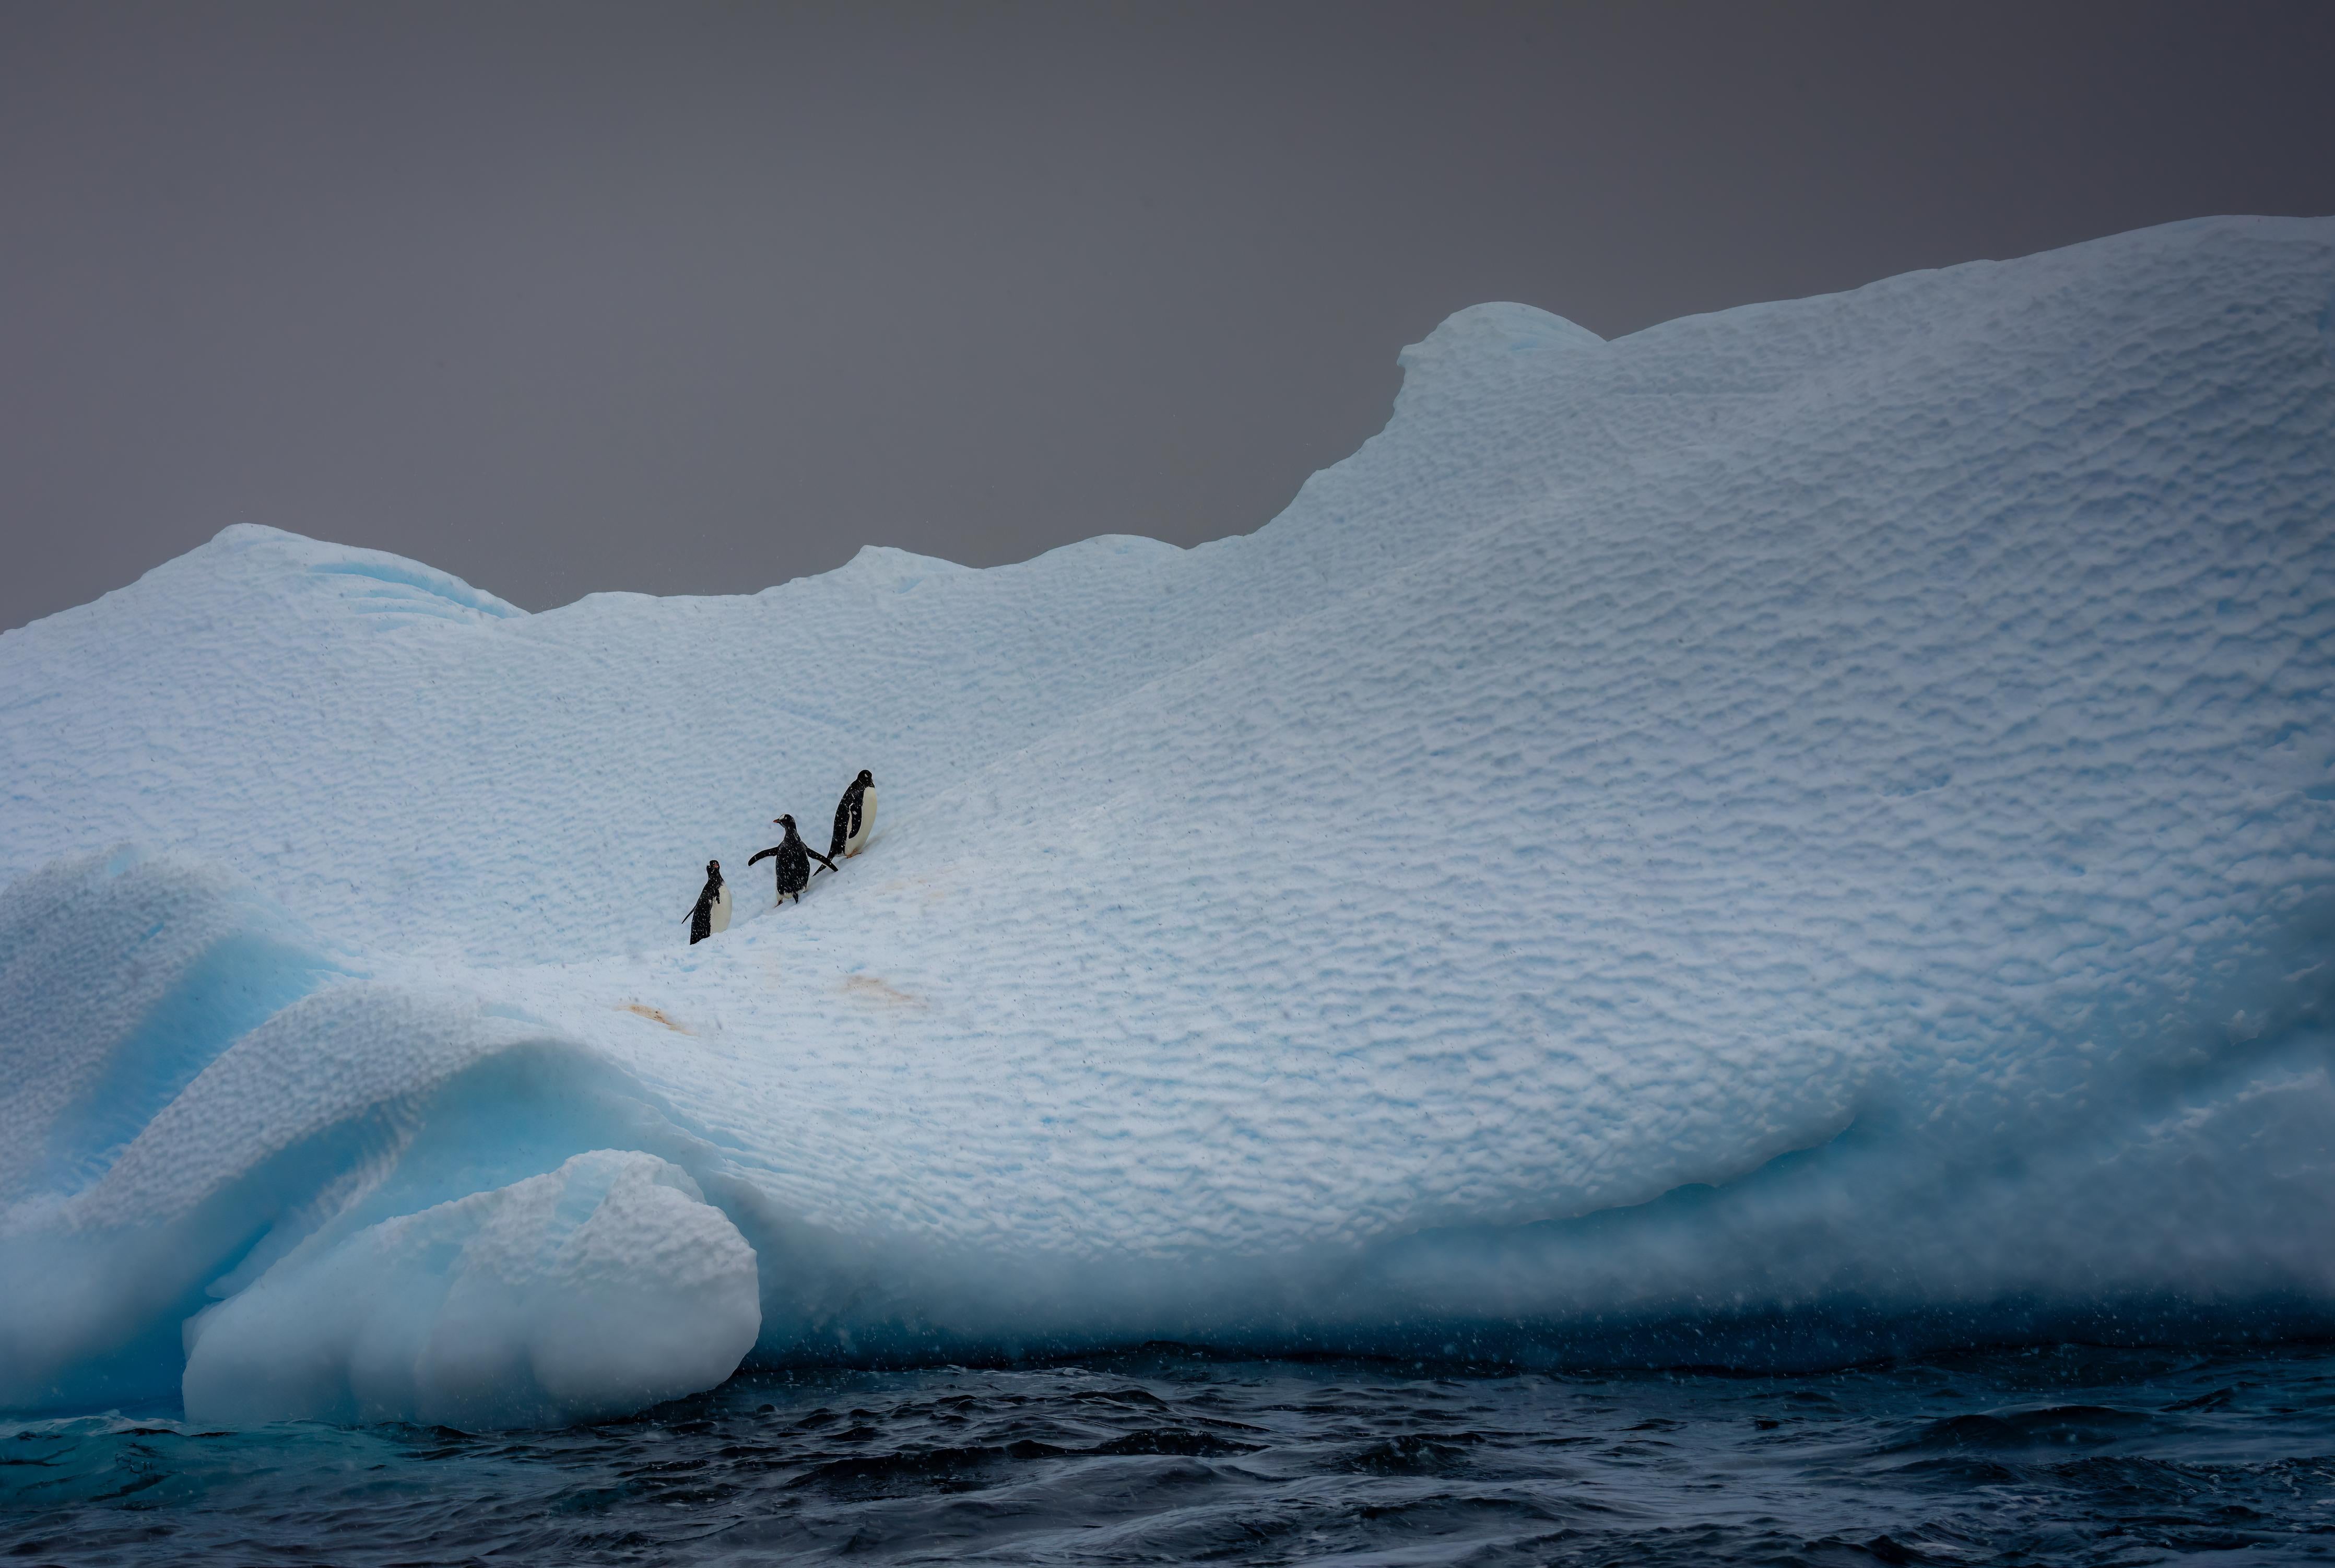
8 1344 2335 1565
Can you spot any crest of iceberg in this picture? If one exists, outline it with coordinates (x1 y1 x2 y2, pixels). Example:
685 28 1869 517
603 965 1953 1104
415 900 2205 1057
3 216 2332 1426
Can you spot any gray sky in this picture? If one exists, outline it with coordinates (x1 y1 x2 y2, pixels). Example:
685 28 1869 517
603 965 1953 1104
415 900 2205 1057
4 1 2332 632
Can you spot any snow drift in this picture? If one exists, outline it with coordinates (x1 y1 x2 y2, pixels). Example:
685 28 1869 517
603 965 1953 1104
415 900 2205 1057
3 216 2333 1426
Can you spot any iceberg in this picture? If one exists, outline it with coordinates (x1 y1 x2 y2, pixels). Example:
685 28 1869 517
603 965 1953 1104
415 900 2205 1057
3 216 2333 1425
181 1150 760 1430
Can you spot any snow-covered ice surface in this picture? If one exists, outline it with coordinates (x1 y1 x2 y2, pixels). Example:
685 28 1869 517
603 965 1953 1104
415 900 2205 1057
4 216 2333 1428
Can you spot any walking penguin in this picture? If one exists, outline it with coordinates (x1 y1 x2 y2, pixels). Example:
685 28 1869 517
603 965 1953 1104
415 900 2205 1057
687 859 732 944
749 815 837 905
819 769 877 873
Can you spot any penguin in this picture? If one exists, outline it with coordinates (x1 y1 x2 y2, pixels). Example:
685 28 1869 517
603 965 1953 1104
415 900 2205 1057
748 815 837 905
820 769 877 872
686 859 732 944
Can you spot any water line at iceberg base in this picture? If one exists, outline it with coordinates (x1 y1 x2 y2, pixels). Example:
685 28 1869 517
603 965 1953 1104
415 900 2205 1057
5 217 2334 1432
8 847 2335 1430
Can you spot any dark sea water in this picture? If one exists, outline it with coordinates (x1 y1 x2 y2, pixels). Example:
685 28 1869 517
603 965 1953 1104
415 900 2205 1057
9 1343 2335 1565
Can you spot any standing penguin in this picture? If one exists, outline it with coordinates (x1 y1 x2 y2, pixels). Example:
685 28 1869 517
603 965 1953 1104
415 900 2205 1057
749 815 837 905
686 859 732 944
820 769 877 871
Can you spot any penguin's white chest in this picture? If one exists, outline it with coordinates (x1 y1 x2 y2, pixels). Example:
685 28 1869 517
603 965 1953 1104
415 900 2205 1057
710 882 733 933
846 787 877 855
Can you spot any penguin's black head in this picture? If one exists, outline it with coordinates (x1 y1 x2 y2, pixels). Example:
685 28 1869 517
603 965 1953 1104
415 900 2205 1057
706 859 720 874
775 814 796 830
857 769 873 786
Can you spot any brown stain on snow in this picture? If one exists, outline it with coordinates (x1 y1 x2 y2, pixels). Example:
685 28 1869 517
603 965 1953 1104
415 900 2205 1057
622 1003 691 1033
840 974 927 1010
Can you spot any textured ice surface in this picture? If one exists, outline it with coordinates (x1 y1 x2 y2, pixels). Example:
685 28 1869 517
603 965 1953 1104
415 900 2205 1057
3 217 2333 1425
181 1150 759 1429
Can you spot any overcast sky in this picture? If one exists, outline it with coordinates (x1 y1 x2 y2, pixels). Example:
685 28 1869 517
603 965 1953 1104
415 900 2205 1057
4 1 2332 632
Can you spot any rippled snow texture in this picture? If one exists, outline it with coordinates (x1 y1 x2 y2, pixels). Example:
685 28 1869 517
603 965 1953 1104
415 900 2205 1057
3 216 2333 1425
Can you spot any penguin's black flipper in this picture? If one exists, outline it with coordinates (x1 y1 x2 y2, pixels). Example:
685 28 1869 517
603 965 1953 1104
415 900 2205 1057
805 846 838 874
747 846 780 867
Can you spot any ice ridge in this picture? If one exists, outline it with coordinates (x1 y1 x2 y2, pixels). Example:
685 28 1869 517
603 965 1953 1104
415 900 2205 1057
2 216 2333 1425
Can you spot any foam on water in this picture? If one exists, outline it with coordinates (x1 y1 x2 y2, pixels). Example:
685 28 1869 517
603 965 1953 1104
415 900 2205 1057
2 217 2333 1426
